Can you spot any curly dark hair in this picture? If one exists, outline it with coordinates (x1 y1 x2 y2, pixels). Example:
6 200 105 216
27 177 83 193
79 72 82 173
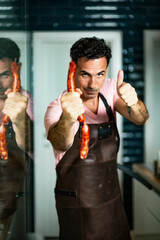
70 37 112 65
0 38 20 63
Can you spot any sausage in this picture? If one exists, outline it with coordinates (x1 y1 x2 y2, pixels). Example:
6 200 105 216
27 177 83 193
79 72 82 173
80 123 89 159
11 60 21 92
0 60 21 160
67 61 89 159
0 123 8 160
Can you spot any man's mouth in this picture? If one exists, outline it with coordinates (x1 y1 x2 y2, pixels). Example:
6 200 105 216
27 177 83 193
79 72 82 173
83 88 98 95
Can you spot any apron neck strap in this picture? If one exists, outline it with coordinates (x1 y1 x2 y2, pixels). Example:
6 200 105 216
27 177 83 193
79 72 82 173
99 92 115 121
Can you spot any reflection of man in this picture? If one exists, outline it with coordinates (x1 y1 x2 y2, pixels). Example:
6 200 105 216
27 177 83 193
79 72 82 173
0 38 33 239
44 37 149 240
0 37 33 155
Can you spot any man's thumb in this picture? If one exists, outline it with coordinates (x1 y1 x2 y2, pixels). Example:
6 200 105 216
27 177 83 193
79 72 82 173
4 88 12 95
117 70 124 89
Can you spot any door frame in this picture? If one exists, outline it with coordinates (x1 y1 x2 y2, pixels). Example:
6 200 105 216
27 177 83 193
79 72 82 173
33 30 123 237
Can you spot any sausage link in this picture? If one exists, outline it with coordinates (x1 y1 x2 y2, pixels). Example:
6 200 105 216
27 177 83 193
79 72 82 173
80 123 89 159
67 61 89 159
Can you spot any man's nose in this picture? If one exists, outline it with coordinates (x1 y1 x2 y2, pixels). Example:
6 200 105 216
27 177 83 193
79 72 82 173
88 76 96 88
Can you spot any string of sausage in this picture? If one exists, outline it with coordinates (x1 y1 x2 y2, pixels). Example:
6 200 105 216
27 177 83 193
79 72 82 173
0 60 21 160
67 61 89 159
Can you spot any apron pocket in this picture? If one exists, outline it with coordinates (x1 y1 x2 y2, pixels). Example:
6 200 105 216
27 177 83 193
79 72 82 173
55 188 79 208
55 189 77 197
98 122 112 140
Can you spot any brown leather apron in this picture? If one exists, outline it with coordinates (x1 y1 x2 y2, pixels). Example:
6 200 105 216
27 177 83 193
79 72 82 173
55 93 131 240
0 121 30 219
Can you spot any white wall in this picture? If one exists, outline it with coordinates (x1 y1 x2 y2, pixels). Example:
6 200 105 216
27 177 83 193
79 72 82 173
144 30 160 163
132 30 160 238
33 31 123 237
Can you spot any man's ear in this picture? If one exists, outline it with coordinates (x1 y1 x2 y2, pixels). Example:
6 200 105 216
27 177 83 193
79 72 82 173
18 62 22 73
18 62 22 69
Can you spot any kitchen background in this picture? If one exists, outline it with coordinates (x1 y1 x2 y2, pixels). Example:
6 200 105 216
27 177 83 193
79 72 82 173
0 0 160 239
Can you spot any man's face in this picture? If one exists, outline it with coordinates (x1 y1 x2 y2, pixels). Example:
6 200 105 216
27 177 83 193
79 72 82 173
75 57 108 100
0 58 14 100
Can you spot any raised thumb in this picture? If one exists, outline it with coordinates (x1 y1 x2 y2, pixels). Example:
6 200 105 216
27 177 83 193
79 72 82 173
117 70 124 89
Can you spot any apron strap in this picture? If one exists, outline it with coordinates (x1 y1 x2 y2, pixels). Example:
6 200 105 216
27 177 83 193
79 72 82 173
99 92 115 121
98 94 152 190
6 121 14 139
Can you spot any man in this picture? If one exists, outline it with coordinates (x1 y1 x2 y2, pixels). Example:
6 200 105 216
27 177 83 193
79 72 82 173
0 37 33 239
44 37 149 240
0 37 33 155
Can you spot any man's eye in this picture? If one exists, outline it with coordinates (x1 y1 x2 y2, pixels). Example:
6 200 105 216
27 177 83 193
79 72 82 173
2 73 10 78
82 73 89 77
97 73 104 77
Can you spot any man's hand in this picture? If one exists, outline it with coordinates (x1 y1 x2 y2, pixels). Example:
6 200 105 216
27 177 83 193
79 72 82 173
48 89 85 153
115 70 149 125
2 90 32 152
3 91 28 126
61 90 85 125
117 70 138 107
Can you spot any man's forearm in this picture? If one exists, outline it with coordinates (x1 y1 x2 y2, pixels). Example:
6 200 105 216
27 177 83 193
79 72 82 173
48 114 75 152
128 99 149 125
15 114 33 152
